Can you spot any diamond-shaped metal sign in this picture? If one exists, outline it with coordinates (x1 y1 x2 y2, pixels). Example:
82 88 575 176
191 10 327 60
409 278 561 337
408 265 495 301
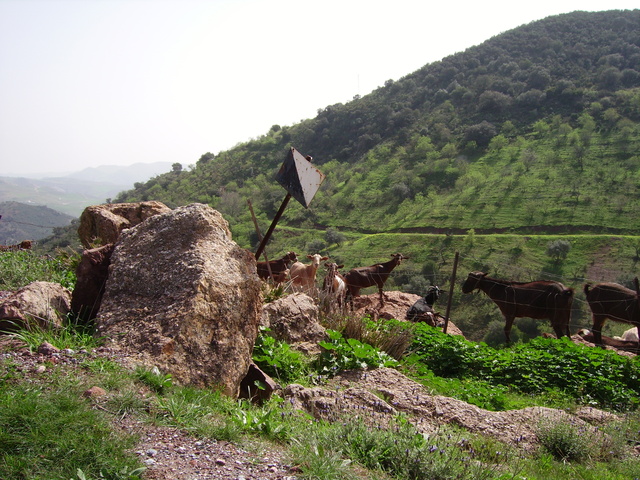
275 147 325 208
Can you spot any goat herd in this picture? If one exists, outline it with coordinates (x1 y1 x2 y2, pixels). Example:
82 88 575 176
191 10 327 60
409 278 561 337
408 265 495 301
256 252 640 350
257 252 408 310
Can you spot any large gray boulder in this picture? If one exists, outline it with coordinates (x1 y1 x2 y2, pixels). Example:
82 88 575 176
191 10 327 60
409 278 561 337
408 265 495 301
95 203 262 396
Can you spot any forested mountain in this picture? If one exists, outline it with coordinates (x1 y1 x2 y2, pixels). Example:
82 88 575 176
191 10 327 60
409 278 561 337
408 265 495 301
115 10 640 249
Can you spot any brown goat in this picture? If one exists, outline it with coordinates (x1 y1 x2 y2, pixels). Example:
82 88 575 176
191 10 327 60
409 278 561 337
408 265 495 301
344 253 408 307
322 262 346 309
584 278 640 349
461 271 574 343
256 251 297 284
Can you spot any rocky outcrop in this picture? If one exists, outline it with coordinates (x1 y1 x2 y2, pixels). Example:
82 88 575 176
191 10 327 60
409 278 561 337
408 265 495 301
284 367 615 452
71 243 115 322
77 201 171 248
95 203 262 396
0 281 71 331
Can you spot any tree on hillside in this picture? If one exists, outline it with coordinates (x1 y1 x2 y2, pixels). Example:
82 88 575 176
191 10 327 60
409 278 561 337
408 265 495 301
325 228 346 246
464 121 497 148
546 240 571 264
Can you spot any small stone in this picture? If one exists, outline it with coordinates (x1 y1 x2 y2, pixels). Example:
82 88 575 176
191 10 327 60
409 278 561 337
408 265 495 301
175 446 187 454
35 365 46 374
215 458 226 466
62 348 75 355
37 342 60 355
82 386 107 398
146 448 158 457
144 458 157 466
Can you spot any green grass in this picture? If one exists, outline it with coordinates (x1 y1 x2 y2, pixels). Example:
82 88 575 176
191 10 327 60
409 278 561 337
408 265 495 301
0 363 144 480
8 315 102 352
0 249 78 291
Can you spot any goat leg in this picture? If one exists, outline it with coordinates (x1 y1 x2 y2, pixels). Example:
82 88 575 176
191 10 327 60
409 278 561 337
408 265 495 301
503 315 515 343
591 315 606 347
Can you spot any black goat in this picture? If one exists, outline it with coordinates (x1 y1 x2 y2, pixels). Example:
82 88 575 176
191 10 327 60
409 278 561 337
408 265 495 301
406 286 441 324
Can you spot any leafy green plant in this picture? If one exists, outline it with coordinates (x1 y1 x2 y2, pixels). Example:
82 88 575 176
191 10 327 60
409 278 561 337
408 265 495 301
317 329 399 376
409 324 640 411
253 328 311 383
262 282 290 303
331 317 415 361
230 398 291 441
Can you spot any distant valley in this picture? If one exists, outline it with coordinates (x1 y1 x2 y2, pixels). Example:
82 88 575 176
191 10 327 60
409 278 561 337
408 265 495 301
0 162 172 217
0 162 172 244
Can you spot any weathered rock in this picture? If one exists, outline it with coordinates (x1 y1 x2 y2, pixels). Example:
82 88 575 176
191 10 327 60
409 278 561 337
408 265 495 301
71 243 115 322
239 363 278 404
95 203 262 396
261 293 326 346
0 281 71 332
37 341 60 355
77 201 171 248
285 367 607 452
83 386 107 398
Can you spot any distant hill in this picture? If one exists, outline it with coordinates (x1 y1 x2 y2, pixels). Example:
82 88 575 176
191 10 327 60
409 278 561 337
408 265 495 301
0 201 75 245
113 10 640 248
0 162 173 217
63 162 174 185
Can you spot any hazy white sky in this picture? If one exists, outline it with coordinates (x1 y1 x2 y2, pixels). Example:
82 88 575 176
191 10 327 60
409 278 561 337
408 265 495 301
1 0 638 176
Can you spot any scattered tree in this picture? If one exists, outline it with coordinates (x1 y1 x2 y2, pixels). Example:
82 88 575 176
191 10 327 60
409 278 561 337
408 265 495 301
546 240 571 264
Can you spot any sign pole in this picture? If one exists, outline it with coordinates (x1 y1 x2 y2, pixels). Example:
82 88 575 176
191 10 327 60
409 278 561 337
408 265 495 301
254 193 292 261
443 251 459 334
248 199 275 280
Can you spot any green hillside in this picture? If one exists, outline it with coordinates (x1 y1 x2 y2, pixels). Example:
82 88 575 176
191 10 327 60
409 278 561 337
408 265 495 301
114 10 640 236
107 10 640 341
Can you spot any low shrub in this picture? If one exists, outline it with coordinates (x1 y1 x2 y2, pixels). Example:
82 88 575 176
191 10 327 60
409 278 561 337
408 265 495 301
409 324 640 411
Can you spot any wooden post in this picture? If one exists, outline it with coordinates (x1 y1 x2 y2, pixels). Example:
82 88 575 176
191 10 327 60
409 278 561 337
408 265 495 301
443 251 459 334
248 200 274 280
254 192 291 261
